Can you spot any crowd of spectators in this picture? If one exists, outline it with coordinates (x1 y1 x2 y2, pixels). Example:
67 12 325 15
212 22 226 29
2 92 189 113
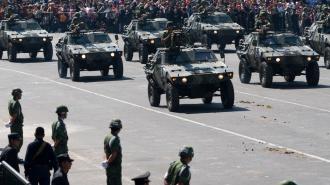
0 0 329 34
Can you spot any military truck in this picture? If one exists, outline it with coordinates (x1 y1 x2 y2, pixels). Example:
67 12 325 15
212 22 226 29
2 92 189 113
184 12 244 57
237 32 320 88
0 19 53 62
144 46 234 112
304 21 330 69
122 18 168 64
56 31 123 81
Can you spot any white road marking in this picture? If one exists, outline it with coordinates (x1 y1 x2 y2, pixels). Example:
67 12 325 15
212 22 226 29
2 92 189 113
1 67 330 164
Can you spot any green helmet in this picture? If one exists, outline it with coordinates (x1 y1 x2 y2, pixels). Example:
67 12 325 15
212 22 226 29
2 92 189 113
179 146 194 158
109 119 122 129
279 180 297 185
56 105 69 114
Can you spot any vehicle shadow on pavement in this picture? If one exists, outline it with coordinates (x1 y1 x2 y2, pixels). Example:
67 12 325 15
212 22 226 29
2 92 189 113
77 76 133 83
10 58 55 63
158 104 249 114
213 48 236 54
249 81 330 89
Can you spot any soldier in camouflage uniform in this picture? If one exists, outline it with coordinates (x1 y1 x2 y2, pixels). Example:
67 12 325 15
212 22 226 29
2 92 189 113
51 105 69 156
164 146 194 185
255 11 271 32
161 22 174 48
8 88 24 152
104 119 123 185
318 7 329 21
69 12 83 32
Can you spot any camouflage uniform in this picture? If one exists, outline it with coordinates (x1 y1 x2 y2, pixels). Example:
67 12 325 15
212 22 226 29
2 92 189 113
255 12 271 31
51 106 69 155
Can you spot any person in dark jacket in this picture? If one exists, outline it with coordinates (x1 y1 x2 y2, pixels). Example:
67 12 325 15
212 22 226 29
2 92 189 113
51 154 73 185
0 133 21 172
24 127 58 185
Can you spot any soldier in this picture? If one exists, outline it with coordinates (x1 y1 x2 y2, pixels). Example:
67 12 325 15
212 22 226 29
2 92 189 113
24 127 58 185
162 22 174 48
318 7 329 21
69 12 82 32
104 119 123 185
132 171 151 185
279 180 297 185
51 105 69 156
51 154 73 185
164 146 194 185
0 133 21 172
255 11 271 32
8 88 24 152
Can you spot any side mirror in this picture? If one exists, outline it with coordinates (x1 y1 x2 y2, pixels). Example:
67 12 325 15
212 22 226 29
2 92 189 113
114 34 119 41
252 40 257 46
317 28 322 33
148 55 154 61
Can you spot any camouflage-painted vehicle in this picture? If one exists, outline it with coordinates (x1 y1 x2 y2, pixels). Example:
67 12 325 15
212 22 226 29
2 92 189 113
237 32 320 88
122 18 168 64
0 19 53 62
56 31 123 81
144 46 234 112
304 21 330 69
184 12 244 57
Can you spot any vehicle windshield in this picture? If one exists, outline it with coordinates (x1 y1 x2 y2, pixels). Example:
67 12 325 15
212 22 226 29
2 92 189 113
201 14 233 24
138 21 165 31
164 50 217 64
68 34 91 45
90 34 111 43
7 22 41 31
259 35 303 47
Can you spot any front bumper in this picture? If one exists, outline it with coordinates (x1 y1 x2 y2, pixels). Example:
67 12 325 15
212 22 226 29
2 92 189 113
75 51 122 70
11 37 52 52
207 30 244 44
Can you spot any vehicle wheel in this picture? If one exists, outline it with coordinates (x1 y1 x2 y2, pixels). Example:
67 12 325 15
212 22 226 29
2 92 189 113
284 74 295 82
202 34 211 49
306 61 319 86
0 49 3 59
166 83 179 112
8 43 17 62
100 68 109 76
324 47 330 69
220 80 234 109
113 57 123 79
44 43 53 61
124 43 133 61
57 59 68 78
259 62 273 88
69 58 80 81
148 82 161 107
239 58 251 84
235 37 241 49
219 44 226 58
29 52 37 60
202 95 213 104
139 43 148 64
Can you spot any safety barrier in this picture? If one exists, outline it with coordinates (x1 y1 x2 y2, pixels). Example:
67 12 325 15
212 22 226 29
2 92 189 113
0 161 30 185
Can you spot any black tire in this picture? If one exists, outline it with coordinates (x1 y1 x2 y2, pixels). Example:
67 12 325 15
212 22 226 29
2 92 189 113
306 61 319 87
220 80 234 109
29 52 37 59
69 58 80 81
166 83 179 112
0 49 3 59
124 43 133 61
219 44 226 58
259 62 273 88
284 75 295 82
239 58 251 84
202 96 213 104
113 57 123 79
148 82 161 107
235 37 241 49
8 43 17 62
100 68 109 76
44 43 53 61
57 59 68 78
202 34 211 49
139 43 148 64
324 47 330 69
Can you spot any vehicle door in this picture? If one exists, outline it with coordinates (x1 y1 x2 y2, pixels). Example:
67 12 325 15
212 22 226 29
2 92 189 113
311 24 322 53
131 21 139 48
0 22 5 49
247 34 258 68
62 36 70 62
153 52 165 88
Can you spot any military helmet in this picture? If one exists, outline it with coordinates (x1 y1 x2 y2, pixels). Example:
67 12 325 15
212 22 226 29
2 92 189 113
11 88 22 96
179 146 194 158
109 119 122 129
56 105 69 114
259 11 267 17
278 180 297 185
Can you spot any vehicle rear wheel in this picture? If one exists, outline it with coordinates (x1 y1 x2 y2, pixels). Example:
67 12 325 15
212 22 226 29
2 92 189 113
0 49 3 59
220 80 234 109
113 57 123 79
8 43 17 62
124 43 133 61
218 44 226 58
100 68 109 76
202 95 213 104
148 82 161 107
259 62 273 88
166 83 179 112
139 43 148 64
202 34 211 49
284 74 295 82
69 58 80 81
29 52 37 60
57 59 68 78
44 43 53 61
324 47 330 69
306 61 319 87
239 58 251 84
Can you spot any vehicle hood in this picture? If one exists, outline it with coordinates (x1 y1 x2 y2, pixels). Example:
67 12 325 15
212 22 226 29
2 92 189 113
90 43 122 52
201 23 243 30
137 31 164 40
260 46 319 57
6 30 51 38
68 43 121 54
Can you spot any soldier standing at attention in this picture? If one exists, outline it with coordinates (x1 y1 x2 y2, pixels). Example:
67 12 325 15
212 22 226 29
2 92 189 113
104 119 123 185
52 105 69 156
8 88 24 152
0 133 21 172
51 154 73 185
164 146 194 185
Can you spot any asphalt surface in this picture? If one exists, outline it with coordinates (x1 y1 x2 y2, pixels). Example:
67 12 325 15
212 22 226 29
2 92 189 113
0 33 330 185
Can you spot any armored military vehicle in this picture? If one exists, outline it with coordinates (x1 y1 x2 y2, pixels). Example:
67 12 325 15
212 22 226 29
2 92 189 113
122 18 168 64
184 12 244 57
237 32 320 88
304 21 330 69
0 19 53 62
56 31 123 81
144 46 234 112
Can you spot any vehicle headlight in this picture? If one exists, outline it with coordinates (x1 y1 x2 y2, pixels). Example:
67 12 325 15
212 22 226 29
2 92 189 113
182 77 188 83
150 39 155 44
172 77 176 81
111 52 115 57
213 30 218 34
19 38 23 42
43 38 47 42
228 72 233 78
236 30 240 34
81 54 86 59
276 58 281 62
218 74 224 80
307 57 312 61
267 57 272 61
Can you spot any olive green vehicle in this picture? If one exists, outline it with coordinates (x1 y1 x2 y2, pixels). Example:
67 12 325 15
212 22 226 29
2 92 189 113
122 18 168 64
144 46 234 112
237 32 320 88
0 19 53 62
56 31 123 81
304 21 330 69
184 12 244 57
